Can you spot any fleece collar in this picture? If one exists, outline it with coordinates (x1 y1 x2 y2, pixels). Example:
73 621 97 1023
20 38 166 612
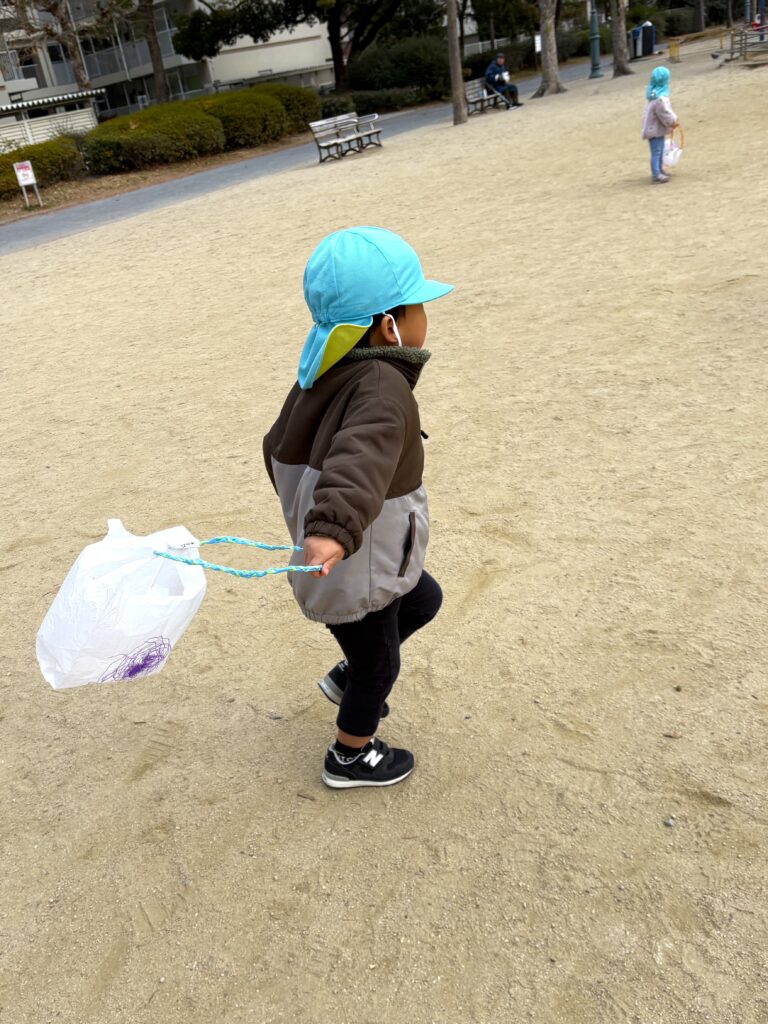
345 346 431 389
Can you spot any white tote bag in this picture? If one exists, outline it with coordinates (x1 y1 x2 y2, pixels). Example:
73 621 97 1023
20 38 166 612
36 519 206 690
664 125 684 168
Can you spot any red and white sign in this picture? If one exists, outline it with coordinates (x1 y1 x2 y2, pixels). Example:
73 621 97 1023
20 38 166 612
13 161 37 187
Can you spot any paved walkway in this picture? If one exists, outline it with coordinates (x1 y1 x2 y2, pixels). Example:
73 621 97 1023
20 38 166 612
0 57 614 256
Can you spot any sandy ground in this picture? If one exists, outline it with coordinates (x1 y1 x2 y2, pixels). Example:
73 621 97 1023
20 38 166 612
2 52 767 1024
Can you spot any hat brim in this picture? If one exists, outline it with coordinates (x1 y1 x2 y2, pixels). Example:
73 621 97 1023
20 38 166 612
401 278 454 306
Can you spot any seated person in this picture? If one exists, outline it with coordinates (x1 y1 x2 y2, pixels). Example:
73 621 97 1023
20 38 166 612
484 53 523 108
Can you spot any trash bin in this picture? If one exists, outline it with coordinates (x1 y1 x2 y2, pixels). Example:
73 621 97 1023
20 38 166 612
628 22 657 58
628 25 644 58
641 23 656 56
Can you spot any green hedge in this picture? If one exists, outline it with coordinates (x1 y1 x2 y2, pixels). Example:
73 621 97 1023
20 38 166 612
661 7 697 36
0 137 84 200
463 28 612 80
321 87 428 119
3 85 329 188
249 84 321 132
463 43 534 79
556 26 613 61
84 105 224 174
192 89 288 148
347 36 449 97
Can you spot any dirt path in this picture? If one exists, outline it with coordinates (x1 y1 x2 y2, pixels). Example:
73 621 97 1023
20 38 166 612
1 54 766 1024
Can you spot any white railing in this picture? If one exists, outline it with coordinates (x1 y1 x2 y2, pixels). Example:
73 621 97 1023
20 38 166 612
463 36 511 56
85 28 179 79
0 106 97 148
0 48 25 81
49 60 78 86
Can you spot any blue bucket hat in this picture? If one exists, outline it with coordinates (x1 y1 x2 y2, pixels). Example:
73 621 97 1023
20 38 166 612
646 66 670 100
297 226 453 389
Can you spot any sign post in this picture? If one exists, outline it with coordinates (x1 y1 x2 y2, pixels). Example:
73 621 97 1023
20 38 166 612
13 161 44 209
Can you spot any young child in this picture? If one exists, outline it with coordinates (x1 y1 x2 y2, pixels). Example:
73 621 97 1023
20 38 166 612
641 66 679 184
263 227 453 789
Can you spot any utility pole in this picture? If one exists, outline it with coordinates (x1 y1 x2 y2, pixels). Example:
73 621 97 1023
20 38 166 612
447 0 467 125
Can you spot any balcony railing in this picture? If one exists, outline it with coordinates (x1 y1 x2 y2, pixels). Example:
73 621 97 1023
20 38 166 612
50 60 78 87
0 48 24 81
84 28 178 79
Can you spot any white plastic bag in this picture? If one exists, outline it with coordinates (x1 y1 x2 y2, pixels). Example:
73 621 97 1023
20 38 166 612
663 134 683 168
36 519 206 690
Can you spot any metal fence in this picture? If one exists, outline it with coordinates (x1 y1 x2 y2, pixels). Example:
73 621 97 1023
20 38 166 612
731 25 768 61
463 37 510 57
0 49 24 81
84 28 178 79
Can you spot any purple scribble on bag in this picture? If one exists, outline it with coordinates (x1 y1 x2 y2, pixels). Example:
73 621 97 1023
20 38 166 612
99 637 172 683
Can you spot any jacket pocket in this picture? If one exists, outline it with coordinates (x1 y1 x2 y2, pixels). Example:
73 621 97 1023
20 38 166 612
398 511 417 578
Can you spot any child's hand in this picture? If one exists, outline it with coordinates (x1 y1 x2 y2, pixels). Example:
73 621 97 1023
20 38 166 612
304 536 345 578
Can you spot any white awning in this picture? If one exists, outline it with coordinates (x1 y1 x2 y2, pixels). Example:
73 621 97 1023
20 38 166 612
0 88 105 114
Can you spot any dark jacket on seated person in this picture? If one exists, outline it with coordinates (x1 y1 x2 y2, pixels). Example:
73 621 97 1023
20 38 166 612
485 60 507 91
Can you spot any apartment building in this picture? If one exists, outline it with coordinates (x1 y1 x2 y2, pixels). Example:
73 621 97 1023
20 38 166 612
0 0 334 118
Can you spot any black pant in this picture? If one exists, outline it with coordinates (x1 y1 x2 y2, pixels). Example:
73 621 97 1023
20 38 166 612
494 83 519 106
327 571 443 737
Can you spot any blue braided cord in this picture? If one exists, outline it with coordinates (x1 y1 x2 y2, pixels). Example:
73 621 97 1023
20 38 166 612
154 550 322 579
199 536 301 552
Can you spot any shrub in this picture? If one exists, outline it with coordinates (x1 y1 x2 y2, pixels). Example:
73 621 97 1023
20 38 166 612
84 129 180 174
663 7 696 36
627 3 658 26
320 87 427 118
320 93 357 118
463 42 535 79
0 137 84 200
348 36 449 97
84 104 224 174
250 84 321 132
557 25 613 60
193 89 288 148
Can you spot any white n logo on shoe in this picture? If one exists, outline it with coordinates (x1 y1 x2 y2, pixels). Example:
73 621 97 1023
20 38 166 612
363 748 384 768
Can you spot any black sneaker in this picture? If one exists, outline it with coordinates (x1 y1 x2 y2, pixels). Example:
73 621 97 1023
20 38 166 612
317 660 390 718
322 737 414 789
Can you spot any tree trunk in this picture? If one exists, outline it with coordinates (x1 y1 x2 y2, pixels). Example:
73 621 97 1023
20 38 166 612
56 2 91 88
610 0 633 76
60 31 90 88
532 0 566 97
695 0 707 31
726 0 733 27
459 0 469 54
447 0 467 124
137 0 169 103
326 4 347 92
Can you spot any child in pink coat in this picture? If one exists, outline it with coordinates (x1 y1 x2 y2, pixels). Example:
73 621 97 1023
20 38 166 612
641 66 679 184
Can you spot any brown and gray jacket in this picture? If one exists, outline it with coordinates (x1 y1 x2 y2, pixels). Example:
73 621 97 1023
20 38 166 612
263 347 430 624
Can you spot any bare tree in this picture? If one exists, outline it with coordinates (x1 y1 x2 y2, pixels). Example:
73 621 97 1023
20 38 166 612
458 0 470 53
609 0 632 76
447 0 466 124
532 0 565 97
133 0 169 102
10 0 92 88
98 0 170 103
694 0 706 32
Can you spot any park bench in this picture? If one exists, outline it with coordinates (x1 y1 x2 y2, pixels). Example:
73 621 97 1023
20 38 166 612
308 113 382 163
464 78 508 115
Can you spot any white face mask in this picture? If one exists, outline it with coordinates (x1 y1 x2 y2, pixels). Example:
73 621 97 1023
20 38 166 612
385 313 403 348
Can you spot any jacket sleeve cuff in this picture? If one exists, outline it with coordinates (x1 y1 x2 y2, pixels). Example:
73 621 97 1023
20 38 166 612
304 520 356 558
